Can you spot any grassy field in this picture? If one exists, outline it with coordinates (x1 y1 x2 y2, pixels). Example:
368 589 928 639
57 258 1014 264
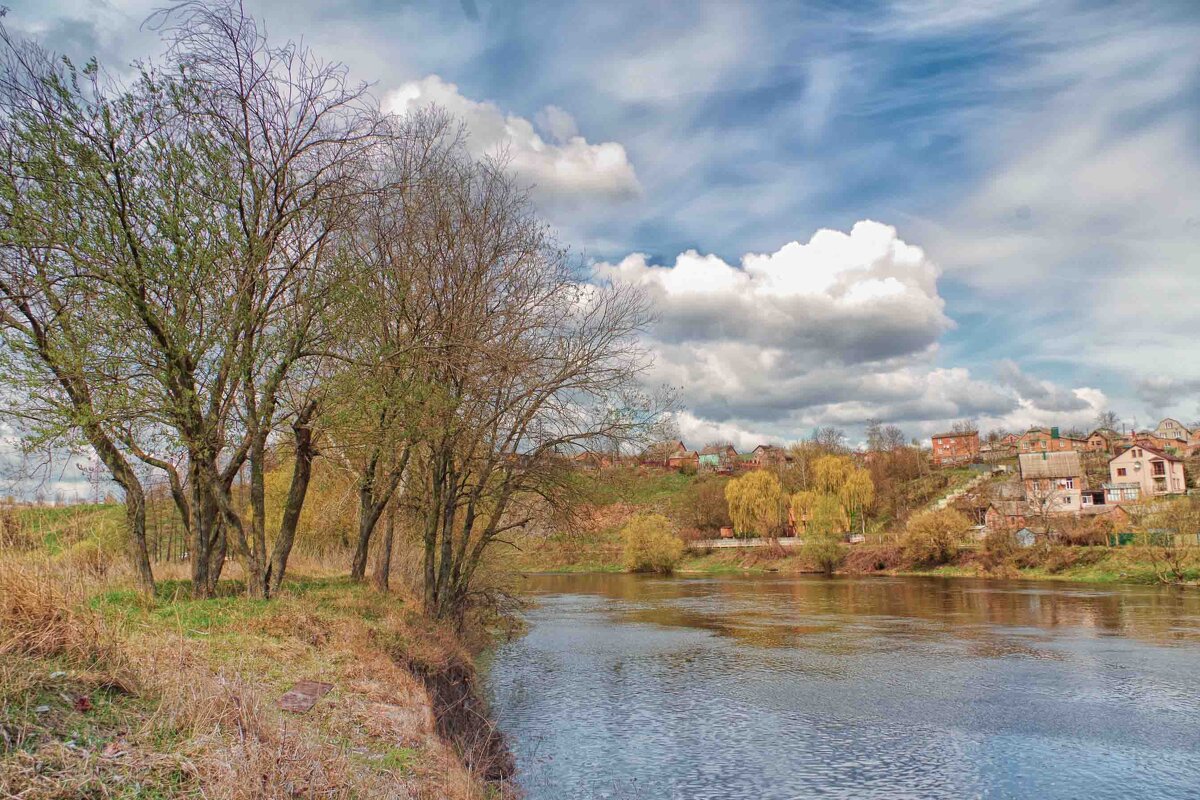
0 543 511 799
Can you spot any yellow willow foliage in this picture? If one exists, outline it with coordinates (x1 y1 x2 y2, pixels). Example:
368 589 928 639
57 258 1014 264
809 493 850 536
725 470 785 537
790 490 820 525
812 455 854 494
839 468 875 513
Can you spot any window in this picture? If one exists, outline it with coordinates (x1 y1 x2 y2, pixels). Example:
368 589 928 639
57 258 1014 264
1117 468 1127 477
1082 495 1093 506
1152 461 1166 476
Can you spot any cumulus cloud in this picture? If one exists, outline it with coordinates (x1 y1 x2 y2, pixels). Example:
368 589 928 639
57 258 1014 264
384 75 640 203
600 220 950 363
599 221 993 438
596 221 1119 445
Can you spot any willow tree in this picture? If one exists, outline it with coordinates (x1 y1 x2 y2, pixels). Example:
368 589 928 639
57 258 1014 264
811 454 874 536
725 470 786 538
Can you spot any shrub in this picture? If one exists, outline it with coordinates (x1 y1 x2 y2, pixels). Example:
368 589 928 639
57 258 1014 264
901 508 971 566
680 476 732 533
620 514 685 574
841 544 901 573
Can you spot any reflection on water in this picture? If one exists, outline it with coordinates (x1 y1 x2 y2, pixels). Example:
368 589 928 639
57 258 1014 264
486 574 1200 800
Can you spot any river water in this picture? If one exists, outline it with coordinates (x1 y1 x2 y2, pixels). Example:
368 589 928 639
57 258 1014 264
485 573 1200 799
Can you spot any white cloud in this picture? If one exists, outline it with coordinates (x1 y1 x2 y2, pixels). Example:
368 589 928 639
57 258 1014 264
384 75 640 203
600 220 950 363
598 221 1119 446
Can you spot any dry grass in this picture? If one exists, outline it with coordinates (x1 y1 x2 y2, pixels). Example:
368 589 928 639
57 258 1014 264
0 553 502 800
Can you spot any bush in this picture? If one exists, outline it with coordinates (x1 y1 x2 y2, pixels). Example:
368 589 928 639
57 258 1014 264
841 544 901 573
680 476 732 533
620 514 685 574
901 508 971 566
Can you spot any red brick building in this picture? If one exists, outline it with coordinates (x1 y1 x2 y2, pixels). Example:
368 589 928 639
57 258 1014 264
930 430 980 467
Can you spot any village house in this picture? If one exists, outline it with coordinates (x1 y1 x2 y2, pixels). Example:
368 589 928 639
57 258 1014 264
698 444 739 472
930 430 980 467
1085 428 1120 453
1153 417 1191 443
747 444 790 469
1117 432 1185 458
572 452 612 470
987 454 1126 531
1019 451 1085 513
985 500 1027 531
1105 445 1186 503
1017 427 1086 454
667 448 700 471
639 440 688 468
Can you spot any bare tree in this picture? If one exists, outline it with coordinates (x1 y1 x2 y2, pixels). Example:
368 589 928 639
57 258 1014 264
812 426 847 452
393 147 670 619
1095 410 1120 431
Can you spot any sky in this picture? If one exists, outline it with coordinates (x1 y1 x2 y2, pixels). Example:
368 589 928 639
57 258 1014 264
6 0 1200 474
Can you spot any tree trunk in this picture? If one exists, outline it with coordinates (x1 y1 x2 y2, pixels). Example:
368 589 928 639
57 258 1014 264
268 405 317 596
86 424 154 597
351 490 384 581
372 504 395 592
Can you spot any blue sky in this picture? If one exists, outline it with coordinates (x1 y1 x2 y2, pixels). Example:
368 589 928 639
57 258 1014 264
8 0 1200 466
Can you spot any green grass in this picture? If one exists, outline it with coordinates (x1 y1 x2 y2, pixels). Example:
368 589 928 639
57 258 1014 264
573 468 698 506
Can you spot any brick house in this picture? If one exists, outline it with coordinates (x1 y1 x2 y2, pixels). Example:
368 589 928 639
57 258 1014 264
1017 427 1087 454
1106 445 1186 503
985 500 1027 530
930 430 980 466
1117 433 1185 457
747 444 790 469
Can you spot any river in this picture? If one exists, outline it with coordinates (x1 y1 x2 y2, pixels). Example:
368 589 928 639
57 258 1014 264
485 573 1200 799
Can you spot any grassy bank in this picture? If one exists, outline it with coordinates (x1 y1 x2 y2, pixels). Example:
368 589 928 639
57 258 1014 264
0 550 512 799
497 468 1193 586
506 531 1191 585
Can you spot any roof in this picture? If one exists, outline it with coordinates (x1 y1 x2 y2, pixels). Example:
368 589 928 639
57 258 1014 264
641 440 686 459
1087 427 1119 439
1018 451 1082 479
1109 444 1182 463
931 430 978 439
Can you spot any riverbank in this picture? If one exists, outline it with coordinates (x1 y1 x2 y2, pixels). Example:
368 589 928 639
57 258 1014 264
0 554 513 799
502 525 1190 585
